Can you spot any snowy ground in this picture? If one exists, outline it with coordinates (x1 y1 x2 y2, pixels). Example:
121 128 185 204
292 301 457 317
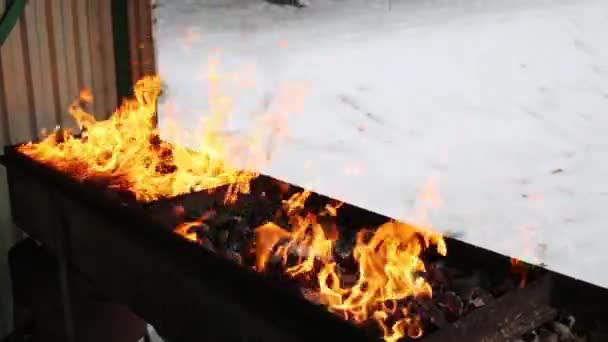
154 0 608 287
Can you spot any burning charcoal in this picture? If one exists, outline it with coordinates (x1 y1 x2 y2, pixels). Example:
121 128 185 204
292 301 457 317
339 271 358 288
173 205 185 218
300 287 321 304
187 223 210 239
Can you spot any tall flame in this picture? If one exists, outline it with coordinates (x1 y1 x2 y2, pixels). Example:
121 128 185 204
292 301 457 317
252 190 447 342
17 76 257 202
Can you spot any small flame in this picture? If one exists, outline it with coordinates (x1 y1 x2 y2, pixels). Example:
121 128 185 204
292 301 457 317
175 209 216 243
510 257 528 288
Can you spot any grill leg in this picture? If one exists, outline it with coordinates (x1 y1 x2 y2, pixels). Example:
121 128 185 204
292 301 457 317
56 253 75 342
54 196 76 342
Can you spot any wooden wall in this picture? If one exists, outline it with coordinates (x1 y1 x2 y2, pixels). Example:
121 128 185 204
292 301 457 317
0 0 156 337
128 0 156 84
0 0 118 146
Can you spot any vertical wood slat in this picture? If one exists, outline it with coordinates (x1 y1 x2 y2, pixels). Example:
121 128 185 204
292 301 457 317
87 0 104 117
138 0 156 76
127 0 157 88
99 0 117 118
0 0 9 146
60 0 79 115
0 2 33 144
49 0 71 127
44 0 64 127
74 0 93 107
127 0 142 85
0 0 123 141
30 0 57 134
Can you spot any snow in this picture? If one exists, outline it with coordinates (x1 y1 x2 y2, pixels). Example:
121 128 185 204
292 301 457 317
154 0 608 287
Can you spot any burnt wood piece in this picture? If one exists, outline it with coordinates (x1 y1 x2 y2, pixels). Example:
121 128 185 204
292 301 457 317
423 274 555 342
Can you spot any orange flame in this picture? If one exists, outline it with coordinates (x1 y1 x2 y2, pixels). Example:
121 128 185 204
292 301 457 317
253 190 447 342
17 76 257 202
175 209 216 243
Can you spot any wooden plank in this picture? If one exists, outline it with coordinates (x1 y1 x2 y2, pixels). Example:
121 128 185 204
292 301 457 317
31 0 58 133
138 0 156 76
0 0 9 146
424 275 554 342
23 0 53 136
19 0 39 138
99 0 117 118
127 0 141 85
74 0 93 96
49 0 73 129
43 0 64 128
60 0 80 129
0 10 33 143
87 0 106 119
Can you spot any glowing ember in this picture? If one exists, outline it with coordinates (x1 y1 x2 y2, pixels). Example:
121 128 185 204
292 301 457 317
17 76 257 202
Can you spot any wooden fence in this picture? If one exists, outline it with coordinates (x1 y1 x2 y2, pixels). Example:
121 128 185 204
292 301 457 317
0 0 156 146
0 0 156 337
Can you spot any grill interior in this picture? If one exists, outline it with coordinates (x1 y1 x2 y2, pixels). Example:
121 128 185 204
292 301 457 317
3 143 608 342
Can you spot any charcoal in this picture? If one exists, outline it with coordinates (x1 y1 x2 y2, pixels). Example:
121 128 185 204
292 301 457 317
186 224 210 241
552 321 586 341
436 291 464 322
200 239 215 253
589 330 608 342
208 214 241 230
521 331 540 342
451 272 482 295
538 328 559 342
426 262 449 286
224 250 243 265
216 230 230 247
464 287 494 313
419 300 448 328
226 221 254 252
300 287 321 305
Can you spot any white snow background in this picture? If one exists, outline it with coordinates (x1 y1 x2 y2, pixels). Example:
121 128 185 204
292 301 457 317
154 0 608 287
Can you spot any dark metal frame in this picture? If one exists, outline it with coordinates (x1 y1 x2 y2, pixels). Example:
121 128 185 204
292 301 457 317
2 144 608 341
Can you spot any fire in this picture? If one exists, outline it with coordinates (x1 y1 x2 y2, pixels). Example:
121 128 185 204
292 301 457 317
17 75 257 202
318 221 445 341
175 209 216 243
253 191 447 342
